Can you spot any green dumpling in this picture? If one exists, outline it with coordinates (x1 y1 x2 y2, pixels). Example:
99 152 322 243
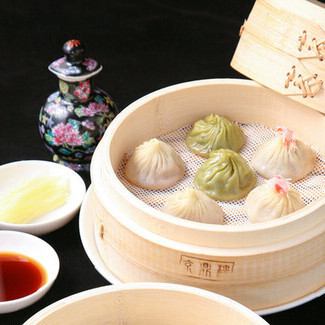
194 149 256 201
186 114 245 157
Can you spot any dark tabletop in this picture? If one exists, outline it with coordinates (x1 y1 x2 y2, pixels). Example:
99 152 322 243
0 1 324 324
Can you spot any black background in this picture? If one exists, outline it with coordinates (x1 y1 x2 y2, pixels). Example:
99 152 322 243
0 1 323 324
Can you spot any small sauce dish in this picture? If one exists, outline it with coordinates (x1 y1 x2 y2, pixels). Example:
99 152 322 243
0 160 86 235
0 230 60 313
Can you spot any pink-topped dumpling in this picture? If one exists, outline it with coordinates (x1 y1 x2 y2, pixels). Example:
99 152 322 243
252 127 316 182
245 176 305 223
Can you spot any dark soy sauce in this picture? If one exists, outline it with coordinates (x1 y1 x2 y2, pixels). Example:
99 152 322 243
0 252 47 302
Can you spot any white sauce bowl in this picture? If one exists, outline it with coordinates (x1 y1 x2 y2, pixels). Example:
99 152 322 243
0 230 60 313
0 160 86 235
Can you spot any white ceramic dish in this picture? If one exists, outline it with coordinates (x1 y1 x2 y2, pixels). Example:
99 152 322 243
23 283 268 325
0 230 60 313
0 160 86 235
79 184 325 316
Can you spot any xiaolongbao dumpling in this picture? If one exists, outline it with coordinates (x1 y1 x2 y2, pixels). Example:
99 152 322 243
125 138 185 190
245 176 305 223
194 149 256 201
163 188 224 224
252 127 316 182
186 114 245 157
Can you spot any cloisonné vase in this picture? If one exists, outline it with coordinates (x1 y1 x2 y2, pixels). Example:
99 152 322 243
39 39 118 172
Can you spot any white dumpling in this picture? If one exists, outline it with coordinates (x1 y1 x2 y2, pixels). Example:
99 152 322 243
163 188 224 224
125 138 185 190
245 176 304 223
252 127 315 182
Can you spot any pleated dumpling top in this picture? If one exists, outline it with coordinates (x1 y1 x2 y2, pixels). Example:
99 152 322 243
163 188 224 224
186 114 245 157
194 149 256 201
252 127 316 182
245 176 305 223
125 138 185 190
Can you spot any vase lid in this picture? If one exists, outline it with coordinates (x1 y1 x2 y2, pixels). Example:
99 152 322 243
48 40 102 82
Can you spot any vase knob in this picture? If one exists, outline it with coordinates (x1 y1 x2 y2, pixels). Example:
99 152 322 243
63 40 85 65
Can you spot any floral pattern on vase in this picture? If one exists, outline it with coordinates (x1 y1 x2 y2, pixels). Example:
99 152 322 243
39 84 117 171
82 58 97 71
73 80 91 102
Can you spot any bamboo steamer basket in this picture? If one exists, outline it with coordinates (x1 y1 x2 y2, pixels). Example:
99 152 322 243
24 283 268 324
87 78 325 312
231 0 325 114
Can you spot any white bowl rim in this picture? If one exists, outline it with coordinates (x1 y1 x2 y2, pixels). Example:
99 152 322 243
23 282 268 325
99 78 325 234
0 230 60 310
0 160 86 230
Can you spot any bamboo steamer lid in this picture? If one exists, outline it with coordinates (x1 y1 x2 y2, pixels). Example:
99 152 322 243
231 0 325 114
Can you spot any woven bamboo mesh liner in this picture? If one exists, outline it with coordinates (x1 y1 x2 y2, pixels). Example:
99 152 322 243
117 123 325 225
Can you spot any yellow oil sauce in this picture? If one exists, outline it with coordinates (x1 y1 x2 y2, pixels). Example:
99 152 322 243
0 175 69 224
